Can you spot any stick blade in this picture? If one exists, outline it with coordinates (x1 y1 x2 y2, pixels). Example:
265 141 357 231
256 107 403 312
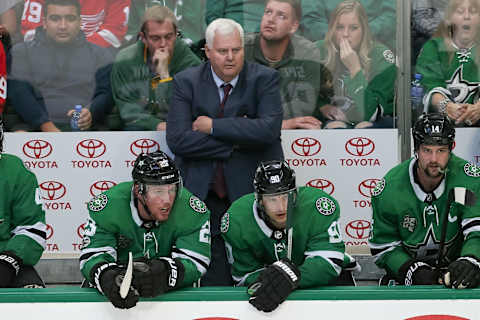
119 252 133 299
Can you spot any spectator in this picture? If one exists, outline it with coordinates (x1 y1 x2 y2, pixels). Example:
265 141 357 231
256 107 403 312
369 113 480 288
411 0 449 65
222 160 358 312
8 0 114 132
205 0 326 41
244 0 331 129
316 0 396 129
111 5 201 131
21 0 130 50
302 0 396 50
166 18 283 285
80 151 211 309
416 0 480 127
125 0 206 48
0 0 22 40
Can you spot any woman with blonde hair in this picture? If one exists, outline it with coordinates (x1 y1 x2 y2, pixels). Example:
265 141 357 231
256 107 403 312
316 0 396 128
416 0 480 126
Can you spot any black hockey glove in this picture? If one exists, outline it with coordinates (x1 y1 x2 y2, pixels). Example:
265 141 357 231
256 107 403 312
443 256 480 289
0 251 22 287
92 263 139 309
132 257 185 298
247 259 301 312
398 260 440 286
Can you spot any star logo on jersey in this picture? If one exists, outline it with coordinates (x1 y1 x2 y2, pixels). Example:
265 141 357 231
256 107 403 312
88 194 108 212
221 213 230 233
371 178 385 197
464 162 480 177
402 215 417 232
316 197 336 215
189 196 207 214
446 65 480 103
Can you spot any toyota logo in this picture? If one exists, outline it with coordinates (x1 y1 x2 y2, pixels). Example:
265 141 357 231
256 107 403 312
306 179 335 195
291 137 321 156
46 224 54 240
90 180 116 197
345 137 375 156
39 181 66 200
345 220 371 239
130 139 160 156
77 223 85 239
76 139 106 158
358 178 381 198
22 140 53 159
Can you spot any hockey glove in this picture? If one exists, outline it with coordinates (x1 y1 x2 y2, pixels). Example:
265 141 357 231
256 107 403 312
247 259 301 312
0 251 22 287
132 257 185 297
398 260 440 286
443 256 480 289
92 263 139 309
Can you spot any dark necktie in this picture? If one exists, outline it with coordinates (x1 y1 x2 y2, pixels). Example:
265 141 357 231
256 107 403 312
212 83 233 198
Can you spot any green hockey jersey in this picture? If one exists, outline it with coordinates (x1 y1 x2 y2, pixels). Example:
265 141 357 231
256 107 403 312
221 186 346 288
416 37 480 109
0 154 45 266
80 182 211 287
369 154 480 278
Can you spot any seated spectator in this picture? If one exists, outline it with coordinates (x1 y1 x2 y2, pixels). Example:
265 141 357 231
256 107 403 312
111 5 201 131
125 0 206 48
244 0 332 130
302 0 396 50
8 0 114 132
416 0 480 127
21 0 130 50
316 0 396 129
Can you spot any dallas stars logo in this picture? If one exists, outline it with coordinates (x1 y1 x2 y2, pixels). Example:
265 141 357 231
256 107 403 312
189 196 207 213
402 215 417 232
316 197 336 215
446 65 480 103
464 163 480 177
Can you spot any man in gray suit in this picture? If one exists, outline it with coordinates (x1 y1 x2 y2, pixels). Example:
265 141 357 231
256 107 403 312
167 18 283 285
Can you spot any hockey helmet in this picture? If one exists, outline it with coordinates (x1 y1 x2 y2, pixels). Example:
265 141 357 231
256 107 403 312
413 113 455 150
132 151 181 193
254 160 296 199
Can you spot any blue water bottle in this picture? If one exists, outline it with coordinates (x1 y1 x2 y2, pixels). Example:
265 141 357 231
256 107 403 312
70 104 82 131
411 73 424 121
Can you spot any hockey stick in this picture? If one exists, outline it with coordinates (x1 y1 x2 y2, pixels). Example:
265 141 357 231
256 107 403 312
119 252 133 299
286 191 294 260
436 187 477 267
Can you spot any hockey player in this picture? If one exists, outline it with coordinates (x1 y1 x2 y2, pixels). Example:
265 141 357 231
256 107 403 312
221 160 356 313
0 70 47 287
369 113 480 288
79 151 211 309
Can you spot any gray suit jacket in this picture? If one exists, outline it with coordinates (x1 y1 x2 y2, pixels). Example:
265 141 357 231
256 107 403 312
166 61 284 201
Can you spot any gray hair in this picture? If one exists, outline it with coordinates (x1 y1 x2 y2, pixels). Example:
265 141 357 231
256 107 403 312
205 18 244 47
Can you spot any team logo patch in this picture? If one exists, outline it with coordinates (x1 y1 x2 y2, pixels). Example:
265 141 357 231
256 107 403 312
221 213 230 233
88 194 108 212
371 178 385 197
383 49 395 64
189 196 207 213
83 218 97 236
81 236 91 249
464 163 480 177
316 197 336 215
402 215 417 232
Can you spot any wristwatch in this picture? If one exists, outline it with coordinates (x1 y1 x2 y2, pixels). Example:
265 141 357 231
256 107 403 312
438 98 450 114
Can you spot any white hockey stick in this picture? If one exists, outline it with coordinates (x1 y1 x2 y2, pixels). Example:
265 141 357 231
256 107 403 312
286 192 294 260
119 252 133 299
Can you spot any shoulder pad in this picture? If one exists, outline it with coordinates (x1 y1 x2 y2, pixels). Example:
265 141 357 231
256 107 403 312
88 194 108 212
189 196 208 214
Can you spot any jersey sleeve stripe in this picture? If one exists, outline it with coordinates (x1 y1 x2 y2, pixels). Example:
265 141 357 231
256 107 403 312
305 250 344 275
12 222 47 249
79 246 117 270
233 268 265 286
369 240 402 262
462 218 480 235
172 247 210 275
